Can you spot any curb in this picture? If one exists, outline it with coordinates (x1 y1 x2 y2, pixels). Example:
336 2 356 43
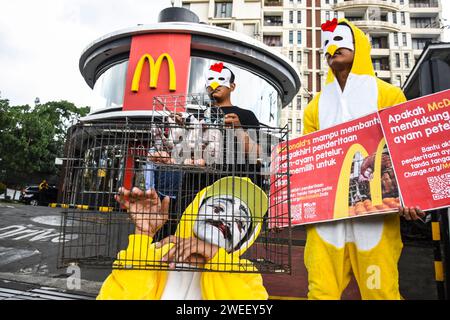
48 203 113 212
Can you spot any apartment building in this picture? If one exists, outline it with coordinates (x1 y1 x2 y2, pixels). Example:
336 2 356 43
175 0 443 137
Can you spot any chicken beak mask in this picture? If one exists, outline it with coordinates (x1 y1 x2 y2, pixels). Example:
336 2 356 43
322 18 354 57
206 62 232 91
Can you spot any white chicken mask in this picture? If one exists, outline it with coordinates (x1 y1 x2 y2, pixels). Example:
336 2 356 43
205 62 232 91
322 18 354 57
193 195 252 252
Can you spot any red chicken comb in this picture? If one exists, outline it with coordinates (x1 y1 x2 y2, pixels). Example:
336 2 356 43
210 62 224 73
321 18 338 32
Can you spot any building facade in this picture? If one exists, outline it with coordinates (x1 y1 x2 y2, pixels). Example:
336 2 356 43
175 0 443 137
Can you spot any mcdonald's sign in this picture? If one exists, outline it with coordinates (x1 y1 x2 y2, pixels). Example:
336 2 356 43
131 53 177 92
123 33 191 111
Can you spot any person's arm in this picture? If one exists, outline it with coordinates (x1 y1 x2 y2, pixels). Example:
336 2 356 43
225 111 262 157
97 187 173 300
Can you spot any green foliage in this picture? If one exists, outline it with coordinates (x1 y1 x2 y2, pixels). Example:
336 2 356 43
0 98 90 184
0 182 6 195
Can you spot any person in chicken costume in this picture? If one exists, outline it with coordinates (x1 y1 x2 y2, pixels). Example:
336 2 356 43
97 176 268 300
302 18 425 300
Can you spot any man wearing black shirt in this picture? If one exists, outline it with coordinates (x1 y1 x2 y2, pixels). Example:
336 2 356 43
206 64 259 128
136 63 263 240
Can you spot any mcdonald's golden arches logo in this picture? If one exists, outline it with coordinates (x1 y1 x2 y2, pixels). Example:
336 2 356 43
131 53 176 92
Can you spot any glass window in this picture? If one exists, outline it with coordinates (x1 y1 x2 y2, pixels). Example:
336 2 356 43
412 38 432 50
263 35 282 46
296 95 302 110
289 30 293 44
404 53 410 68
394 33 399 46
393 12 397 24
91 57 282 126
296 119 301 134
326 11 330 21
401 12 406 25
289 51 294 62
297 51 302 64
297 31 302 45
297 11 301 24
188 57 281 126
215 1 232 18
215 23 231 29
402 33 407 46
264 15 283 26
92 60 128 112
287 119 292 133
395 53 400 68
289 11 294 24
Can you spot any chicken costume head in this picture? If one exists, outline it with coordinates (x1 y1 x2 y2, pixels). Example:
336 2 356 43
205 62 233 91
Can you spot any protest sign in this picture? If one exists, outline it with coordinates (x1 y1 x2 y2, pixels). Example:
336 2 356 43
270 112 400 227
379 89 450 211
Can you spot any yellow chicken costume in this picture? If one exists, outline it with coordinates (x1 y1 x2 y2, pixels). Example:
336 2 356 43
97 177 268 300
302 18 406 300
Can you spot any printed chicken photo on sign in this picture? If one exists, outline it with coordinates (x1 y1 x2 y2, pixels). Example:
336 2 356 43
348 147 401 217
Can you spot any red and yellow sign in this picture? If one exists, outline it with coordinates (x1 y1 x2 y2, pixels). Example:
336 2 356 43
131 53 177 92
123 33 191 111
379 89 450 211
270 112 401 227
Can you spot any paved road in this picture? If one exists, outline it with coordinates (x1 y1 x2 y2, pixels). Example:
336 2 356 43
0 202 109 295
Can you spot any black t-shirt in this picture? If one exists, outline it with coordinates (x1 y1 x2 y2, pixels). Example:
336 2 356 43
219 106 260 128
186 105 263 192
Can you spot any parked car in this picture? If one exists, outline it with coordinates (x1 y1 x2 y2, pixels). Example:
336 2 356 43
20 185 58 206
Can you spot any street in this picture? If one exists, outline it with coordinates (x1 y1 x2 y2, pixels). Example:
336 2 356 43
0 202 109 296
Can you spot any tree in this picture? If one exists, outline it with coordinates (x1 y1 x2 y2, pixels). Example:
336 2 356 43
0 99 90 186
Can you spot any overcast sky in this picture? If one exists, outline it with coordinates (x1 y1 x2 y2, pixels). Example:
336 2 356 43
0 0 449 108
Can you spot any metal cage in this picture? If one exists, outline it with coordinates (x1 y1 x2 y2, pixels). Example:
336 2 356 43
58 95 291 274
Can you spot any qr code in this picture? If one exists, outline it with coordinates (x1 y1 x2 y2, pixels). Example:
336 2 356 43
291 204 302 221
303 202 317 219
427 173 450 200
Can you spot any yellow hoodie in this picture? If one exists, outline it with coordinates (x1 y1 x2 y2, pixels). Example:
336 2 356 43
97 177 269 300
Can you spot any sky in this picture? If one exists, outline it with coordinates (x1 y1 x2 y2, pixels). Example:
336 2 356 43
0 0 449 108
0 0 172 107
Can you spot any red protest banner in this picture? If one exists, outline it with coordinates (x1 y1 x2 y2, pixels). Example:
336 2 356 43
378 89 450 211
270 112 401 227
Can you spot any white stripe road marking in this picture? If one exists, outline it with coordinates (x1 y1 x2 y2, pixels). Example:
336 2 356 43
0 247 40 266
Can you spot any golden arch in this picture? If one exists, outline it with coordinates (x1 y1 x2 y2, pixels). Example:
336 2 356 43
131 53 177 92
333 138 386 219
